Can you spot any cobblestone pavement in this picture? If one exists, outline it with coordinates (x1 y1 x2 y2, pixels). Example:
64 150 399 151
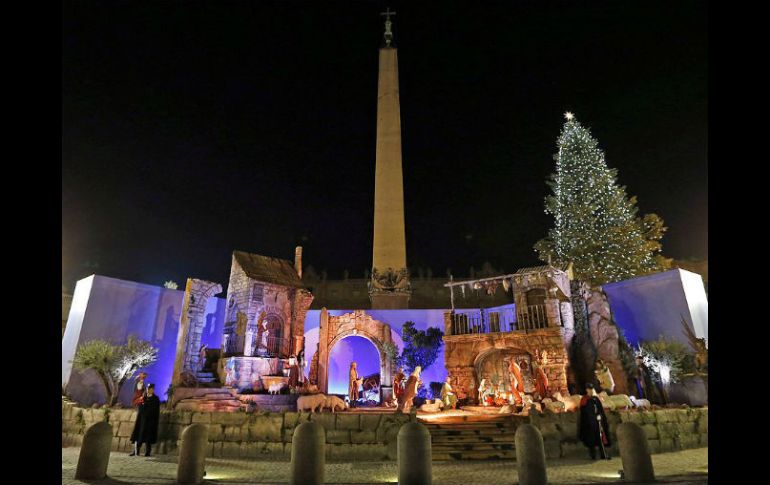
62 447 707 485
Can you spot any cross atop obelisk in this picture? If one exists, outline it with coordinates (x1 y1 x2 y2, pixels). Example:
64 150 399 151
369 9 410 309
380 8 396 47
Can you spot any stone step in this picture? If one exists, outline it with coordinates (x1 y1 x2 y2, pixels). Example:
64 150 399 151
432 449 517 461
425 422 513 428
197 377 217 383
186 392 236 400
425 420 513 426
431 443 516 452
431 435 516 444
428 429 516 437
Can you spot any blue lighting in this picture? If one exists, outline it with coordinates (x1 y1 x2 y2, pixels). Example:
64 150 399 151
328 336 380 399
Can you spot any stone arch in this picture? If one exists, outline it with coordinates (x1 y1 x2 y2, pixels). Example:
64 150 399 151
312 309 394 403
473 347 535 394
172 278 223 387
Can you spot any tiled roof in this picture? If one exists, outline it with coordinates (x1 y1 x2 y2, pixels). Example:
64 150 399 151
515 263 570 275
233 250 305 289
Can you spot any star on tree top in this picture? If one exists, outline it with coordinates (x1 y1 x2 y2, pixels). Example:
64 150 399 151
564 111 575 121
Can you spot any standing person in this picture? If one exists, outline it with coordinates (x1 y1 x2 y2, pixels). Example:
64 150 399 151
393 367 406 404
349 362 361 408
566 359 578 395
533 351 550 401
594 359 615 394
507 358 525 407
577 383 611 460
132 372 148 407
398 366 421 413
130 383 161 457
198 345 208 372
297 349 306 386
257 319 269 356
287 355 300 389
634 355 658 402
477 378 490 405
440 376 457 410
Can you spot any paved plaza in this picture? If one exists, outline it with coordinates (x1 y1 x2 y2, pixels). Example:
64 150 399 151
62 446 707 485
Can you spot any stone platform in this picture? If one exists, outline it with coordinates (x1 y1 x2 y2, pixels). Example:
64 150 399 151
238 393 299 413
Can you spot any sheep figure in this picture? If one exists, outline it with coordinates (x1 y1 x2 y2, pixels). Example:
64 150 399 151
268 382 286 395
324 395 349 413
419 399 444 413
542 398 566 413
297 393 327 413
553 391 582 412
607 393 634 410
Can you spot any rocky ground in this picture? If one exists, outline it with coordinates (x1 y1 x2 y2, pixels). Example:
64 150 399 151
62 446 707 484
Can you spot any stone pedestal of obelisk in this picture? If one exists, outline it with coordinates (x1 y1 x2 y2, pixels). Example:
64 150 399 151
369 42 411 310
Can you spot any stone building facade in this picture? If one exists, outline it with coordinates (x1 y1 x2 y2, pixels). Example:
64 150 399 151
442 265 577 402
219 250 313 392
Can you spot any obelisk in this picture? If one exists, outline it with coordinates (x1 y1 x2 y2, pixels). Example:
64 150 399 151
369 8 411 309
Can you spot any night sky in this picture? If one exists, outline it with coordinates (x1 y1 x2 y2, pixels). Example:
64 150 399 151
62 0 707 290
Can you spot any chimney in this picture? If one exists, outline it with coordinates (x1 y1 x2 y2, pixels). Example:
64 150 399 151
295 246 303 278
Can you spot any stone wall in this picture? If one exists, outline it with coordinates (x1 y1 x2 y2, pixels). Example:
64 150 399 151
64 397 706 461
530 406 708 459
62 398 412 461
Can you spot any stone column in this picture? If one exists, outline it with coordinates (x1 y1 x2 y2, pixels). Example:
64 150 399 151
177 424 208 485
75 422 113 480
515 424 548 485
545 298 562 327
370 45 410 310
443 310 454 336
293 289 314 354
318 308 329 393
172 279 223 388
617 422 655 482
398 422 432 485
560 301 575 344
290 422 325 485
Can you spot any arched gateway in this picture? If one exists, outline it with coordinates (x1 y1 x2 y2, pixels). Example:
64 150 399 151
310 309 394 403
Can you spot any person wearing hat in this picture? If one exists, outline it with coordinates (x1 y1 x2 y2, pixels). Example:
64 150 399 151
132 372 148 407
130 383 161 456
577 383 611 460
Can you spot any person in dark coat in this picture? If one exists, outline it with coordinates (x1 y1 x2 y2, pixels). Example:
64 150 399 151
577 383 611 460
130 383 161 457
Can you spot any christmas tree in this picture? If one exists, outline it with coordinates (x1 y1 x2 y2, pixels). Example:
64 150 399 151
534 112 670 285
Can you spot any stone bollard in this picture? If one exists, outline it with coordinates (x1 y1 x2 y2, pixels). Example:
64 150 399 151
617 422 655 482
290 421 325 485
75 421 113 480
514 424 548 485
398 422 432 485
177 423 208 485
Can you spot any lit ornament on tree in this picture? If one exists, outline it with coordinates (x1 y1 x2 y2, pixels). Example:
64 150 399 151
534 112 671 285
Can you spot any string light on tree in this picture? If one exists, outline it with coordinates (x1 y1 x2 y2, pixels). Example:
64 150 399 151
534 112 671 285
